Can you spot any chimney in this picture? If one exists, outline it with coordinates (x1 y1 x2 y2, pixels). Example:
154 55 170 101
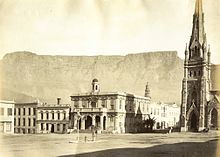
57 98 61 105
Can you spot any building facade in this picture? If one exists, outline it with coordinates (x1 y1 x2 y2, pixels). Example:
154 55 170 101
70 79 151 133
36 99 70 134
14 102 38 134
180 0 219 132
0 100 14 134
70 79 180 133
149 102 180 130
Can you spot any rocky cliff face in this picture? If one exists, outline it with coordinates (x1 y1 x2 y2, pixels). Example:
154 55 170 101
0 51 185 104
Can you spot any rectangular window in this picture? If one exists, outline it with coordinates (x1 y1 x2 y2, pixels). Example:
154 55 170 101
52 113 54 119
119 100 122 109
29 108 31 115
46 112 49 120
41 113 43 120
101 100 106 108
33 118 36 126
23 118 25 126
18 108 20 115
41 123 43 130
18 118 20 126
7 108 12 116
6 123 11 132
82 101 87 108
28 129 31 134
74 101 79 108
0 108 4 115
14 108 16 115
14 118 16 126
58 113 60 120
33 108 36 115
23 108 26 115
63 113 66 120
46 123 49 130
57 124 60 131
28 118 31 126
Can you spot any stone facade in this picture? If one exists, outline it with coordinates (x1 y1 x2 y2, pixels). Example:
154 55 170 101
70 79 151 133
14 102 38 134
0 100 14 134
180 0 219 132
36 100 70 134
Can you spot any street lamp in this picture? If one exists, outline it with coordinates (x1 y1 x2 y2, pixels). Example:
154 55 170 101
76 110 81 142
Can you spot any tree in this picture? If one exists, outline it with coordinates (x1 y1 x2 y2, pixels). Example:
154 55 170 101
143 115 156 132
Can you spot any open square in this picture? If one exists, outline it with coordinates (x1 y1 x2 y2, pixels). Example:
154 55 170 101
0 132 219 157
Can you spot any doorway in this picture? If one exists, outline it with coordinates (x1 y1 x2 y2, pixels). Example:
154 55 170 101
190 112 197 132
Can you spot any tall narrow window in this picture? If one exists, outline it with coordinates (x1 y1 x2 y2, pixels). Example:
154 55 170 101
23 118 25 126
63 112 66 120
46 112 49 120
29 108 31 115
52 112 54 120
33 108 36 115
18 108 20 115
18 118 20 126
41 112 43 120
14 118 16 126
58 112 60 120
23 108 26 115
41 123 43 130
33 118 36 126
14 108 16 115
28 118 31 126
46 123 49 130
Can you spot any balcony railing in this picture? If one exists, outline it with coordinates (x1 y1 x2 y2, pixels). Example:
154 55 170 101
72 108 107 113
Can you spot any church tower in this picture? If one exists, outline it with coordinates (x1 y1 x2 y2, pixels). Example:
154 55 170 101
180 0 211 132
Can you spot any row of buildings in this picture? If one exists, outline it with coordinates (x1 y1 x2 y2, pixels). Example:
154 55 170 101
0 79 180 134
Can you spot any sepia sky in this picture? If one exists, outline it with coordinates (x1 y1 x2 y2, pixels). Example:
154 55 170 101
0 0 219 63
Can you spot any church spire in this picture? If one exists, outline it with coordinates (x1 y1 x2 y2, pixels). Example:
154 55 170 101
194 0 203 15
189 0 207 60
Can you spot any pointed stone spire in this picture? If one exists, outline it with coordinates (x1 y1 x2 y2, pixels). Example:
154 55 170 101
145 82 150 98
194 0 203 15
189 0 206 59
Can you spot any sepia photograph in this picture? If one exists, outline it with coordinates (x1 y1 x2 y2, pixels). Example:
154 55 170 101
0 0 219 157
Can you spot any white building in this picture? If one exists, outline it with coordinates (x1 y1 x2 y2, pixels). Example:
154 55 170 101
0 100 14 134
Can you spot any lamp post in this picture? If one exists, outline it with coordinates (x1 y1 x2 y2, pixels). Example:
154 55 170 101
76 110 81 142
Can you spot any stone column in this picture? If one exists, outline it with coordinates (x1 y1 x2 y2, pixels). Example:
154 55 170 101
74 115 78 129
100 115 103 130
37 123 41 133
81 118 85 130
92 115 96 126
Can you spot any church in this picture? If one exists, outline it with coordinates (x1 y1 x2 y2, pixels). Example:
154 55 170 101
180 0 219 132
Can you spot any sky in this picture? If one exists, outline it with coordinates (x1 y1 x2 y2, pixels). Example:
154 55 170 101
0 0 219 63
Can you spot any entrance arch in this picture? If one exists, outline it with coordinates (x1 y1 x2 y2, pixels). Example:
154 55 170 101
95 116 100 128
211 108 218 129
190 112 198 132
85 116 92 129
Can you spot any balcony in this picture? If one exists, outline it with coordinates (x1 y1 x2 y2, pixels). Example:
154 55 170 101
72 108 107 113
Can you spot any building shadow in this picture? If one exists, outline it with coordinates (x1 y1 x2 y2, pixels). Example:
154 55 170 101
58 139 218 157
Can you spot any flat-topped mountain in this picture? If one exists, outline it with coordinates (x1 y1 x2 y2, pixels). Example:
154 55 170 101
0 51 218 104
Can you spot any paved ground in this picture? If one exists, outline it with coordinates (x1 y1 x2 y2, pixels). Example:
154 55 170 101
0 131 219 157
